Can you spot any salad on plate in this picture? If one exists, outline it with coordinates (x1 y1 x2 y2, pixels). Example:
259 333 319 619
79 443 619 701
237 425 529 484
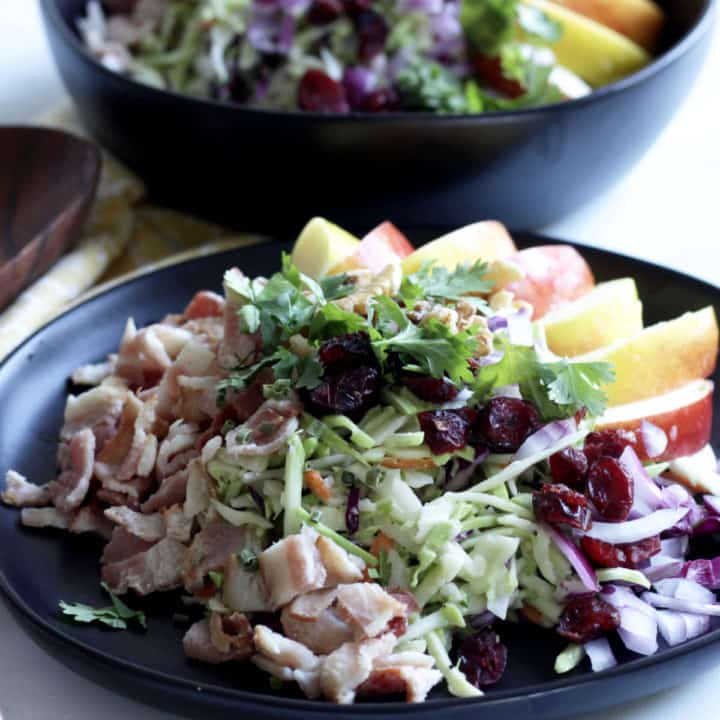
78 0 664 113
3 218 720 705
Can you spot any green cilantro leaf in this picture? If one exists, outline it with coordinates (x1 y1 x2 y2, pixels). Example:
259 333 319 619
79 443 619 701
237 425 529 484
60 583 146 630
272 347 324 390
309 303 370 341
400 260 493 305
541 360 615 418
320 273 356 301
461 0 518 56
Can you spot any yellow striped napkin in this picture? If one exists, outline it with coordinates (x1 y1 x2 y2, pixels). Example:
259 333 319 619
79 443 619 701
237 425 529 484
0 106 264 362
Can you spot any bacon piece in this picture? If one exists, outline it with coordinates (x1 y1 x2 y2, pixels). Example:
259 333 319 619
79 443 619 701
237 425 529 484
96 394 142 465
69 505 115 539
183 612 253 664
95 488 141 511
101 526 155 565
156 420 199 478
183 523 258 592
359 660 442 702
219 271 261 369
251 655 322 699
71 358 116 387
50 429 95 512
2 470 51 507
335 583 407 639
141 467 188 513
97 475 154 502
183 459 209 519
281 589 355 655
317 536 364 585
253 625 320 671
320 633 396 704
102 536 186 595
225 399 302 458
62 381 127 452
183 291 225 320
223 554 272 613
259 529 327 609
104 506 165 542
21 507 72 530
162 504 193 543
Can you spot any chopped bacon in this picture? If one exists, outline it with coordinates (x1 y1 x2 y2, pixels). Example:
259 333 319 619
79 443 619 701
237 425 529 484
225 399 302 457
102 536 186 595
223 554 272 613
21 507 72 530
183 612 253 664
104 506 166 542
69 505 114 539
101 526 155 565
62 382 127 452
95 488 141 511
156 420 199 478
335 583 407 639
320 633 396 704
218 272 261 369
183 523 258 592
97 475 154 502
71 358 116 387
141 467 188 513
183 291 225 320
253 625 321 671
2 471 51 507
184 459 210 519
317 536 364 586
252 655 322 699
358 658 442 702
50 429 96 512
259 529 327 609
163 504 193 543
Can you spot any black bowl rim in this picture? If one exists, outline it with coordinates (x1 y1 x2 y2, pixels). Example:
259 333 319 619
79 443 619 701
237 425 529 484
41 0 716 123
1 234 720 714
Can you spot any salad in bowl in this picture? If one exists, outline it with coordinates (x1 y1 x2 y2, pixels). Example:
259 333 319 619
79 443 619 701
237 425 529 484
78 0 664 113
3 219 720 705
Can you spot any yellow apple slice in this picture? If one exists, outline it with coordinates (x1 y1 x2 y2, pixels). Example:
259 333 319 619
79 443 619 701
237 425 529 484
523 0 652 86
291 217 359 279
541 278 642 356
578 306 719 406
401 221 517 275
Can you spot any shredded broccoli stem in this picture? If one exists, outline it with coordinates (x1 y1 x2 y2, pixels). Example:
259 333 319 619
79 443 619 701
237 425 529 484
297 508 378 566
554 643 586 674
596 567 651 589
402 604 466 642
283 434 306 536
426 630 483 698
323 415 375 449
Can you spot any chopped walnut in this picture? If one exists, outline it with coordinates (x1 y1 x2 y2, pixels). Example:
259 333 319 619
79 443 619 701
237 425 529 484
420 305 459 335
333 263 402 316
489 290 516 313
289 334 314 358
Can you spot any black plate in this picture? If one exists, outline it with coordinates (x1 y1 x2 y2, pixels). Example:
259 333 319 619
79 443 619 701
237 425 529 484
1 233 719 720
40 0 715 231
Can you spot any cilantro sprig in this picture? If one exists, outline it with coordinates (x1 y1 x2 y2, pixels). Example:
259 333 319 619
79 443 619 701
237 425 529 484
400 260 493 306
59 582 146 630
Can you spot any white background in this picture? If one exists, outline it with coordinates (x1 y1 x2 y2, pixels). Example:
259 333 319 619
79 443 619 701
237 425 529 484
0 3 719 719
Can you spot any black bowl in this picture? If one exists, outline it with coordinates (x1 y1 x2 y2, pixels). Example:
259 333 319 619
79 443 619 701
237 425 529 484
40 0 715 233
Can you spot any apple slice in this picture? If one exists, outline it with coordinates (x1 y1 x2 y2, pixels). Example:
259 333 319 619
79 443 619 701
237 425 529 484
596 379 713 462
666 444 720 496
400 221 516 275
506 245 595 320
541 277 642 356
329 221 414 275
291 217 359 279
579 306 718 406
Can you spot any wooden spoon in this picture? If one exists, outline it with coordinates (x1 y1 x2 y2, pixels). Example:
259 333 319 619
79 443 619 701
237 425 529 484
0 126 101 311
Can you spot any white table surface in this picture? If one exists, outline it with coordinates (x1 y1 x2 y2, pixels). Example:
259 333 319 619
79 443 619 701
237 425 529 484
1 3 719 720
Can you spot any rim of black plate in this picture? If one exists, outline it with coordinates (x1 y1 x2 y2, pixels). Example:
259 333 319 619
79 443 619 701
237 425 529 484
1 235 719 712
40 0 716 123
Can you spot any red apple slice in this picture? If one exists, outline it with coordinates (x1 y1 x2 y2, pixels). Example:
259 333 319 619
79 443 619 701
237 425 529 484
596 379 714 462
329 221 414 275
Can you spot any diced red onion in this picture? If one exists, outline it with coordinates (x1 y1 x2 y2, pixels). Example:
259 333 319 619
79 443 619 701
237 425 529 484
506 309 534 347
585 507 689 545
487 316 508 332
640 420 668 459
681 557 720 589
655 577 716 603
400 0 444 11
645 558 684 583
584 637 617 671
617 606 659 655
682 611 711 639
642 592 720 617
514 418 577 461
656 610 690 646
703 495 720 516
661 536 689 558
444 448 489 492
691 516 720 536
543 523 599 592
619 446 666 516
280 0 311 15
469 611 495 629
343 66 377 110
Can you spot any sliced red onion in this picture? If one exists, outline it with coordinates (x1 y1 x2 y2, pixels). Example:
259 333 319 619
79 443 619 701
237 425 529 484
661 536 689 558
691 516 720 535
645 557 684 583
654 577 716 603
487 316 508 333
640 420 668 459
514 418 577 461
642 592 720 617
584 637 617 671
444 448 489 492
585 507 689 545
400 0 444 11
681 557 720 589
619 446 666 516
543 523 599 592
491 384 522 400
343 66 377 110
703 495 720 516
469 611 495 629
602 584 657 615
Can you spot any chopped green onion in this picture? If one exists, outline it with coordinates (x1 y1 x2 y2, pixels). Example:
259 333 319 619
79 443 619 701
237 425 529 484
554 643 586 674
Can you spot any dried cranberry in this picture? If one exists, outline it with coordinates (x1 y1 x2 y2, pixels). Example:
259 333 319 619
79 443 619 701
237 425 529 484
533 483 592 531
318 332 376 372
343 0 373 17
307 0 344 24
306 366 380 417
549 448 588 490
557 594 620 643
454 630 507 688
355 10 388 63
475 397 540 453
581 535 661 569
584 429 636 464
399 372 459 403
418 409 476 455
298 69 349 112
362 87 398 112
587 457 634 522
